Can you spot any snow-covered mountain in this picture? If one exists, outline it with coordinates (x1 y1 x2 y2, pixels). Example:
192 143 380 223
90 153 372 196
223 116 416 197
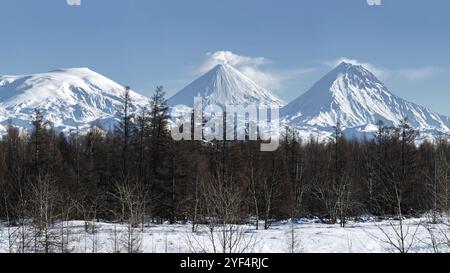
281 62 450 140
0 68 150 134
2 62 448 141
168 63 285 108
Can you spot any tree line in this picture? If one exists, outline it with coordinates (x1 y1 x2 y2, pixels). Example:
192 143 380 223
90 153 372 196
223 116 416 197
0 86 449 246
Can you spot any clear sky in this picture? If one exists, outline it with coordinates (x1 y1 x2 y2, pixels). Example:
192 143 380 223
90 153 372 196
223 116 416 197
1 0 449 115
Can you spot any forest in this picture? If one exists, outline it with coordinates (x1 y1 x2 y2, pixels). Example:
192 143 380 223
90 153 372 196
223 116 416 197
0 87 449 253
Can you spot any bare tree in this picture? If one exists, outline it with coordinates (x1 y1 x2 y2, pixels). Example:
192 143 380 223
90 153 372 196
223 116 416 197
75 196 102 253
245 145 261 230
111 177 147 253
58 198 76 253
425 137 450 223
191 174 201 233
29 175 61 253
285 220 303 253
375 217 420 253
186 167 259 253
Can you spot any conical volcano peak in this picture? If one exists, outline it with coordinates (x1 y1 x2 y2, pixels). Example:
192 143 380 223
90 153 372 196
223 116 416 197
332 61 378 79
318 61 384 94
208 63 252 79
336 61 363 69
209 63 236 74
212 63 227 70
168 63 285 107
335 61 357 70
281 59 450 138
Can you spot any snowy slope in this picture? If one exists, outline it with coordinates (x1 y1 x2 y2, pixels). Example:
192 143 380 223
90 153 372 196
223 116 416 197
0 68 150 134
0 218 443 253
168 63 285 108
281 62 450 140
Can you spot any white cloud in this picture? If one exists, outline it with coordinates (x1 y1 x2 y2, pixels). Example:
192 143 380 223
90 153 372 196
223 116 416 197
367 0 382 6
196 51 314 91
328 57 436 81
66 0 81 6
197 51 270 74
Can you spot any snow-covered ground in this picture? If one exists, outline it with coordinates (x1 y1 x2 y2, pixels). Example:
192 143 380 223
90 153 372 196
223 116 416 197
1 217 449 253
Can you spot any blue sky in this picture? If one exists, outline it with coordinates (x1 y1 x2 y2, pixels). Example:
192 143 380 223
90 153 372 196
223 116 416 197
1 0 449 114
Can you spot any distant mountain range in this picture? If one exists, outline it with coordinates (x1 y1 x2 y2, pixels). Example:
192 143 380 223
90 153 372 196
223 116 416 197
1 62 449 140
169 61 450 141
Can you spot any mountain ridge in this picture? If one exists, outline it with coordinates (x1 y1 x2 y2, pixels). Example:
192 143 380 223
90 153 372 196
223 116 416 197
281 62 450 140
1 62 448 141
0 67 150 134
